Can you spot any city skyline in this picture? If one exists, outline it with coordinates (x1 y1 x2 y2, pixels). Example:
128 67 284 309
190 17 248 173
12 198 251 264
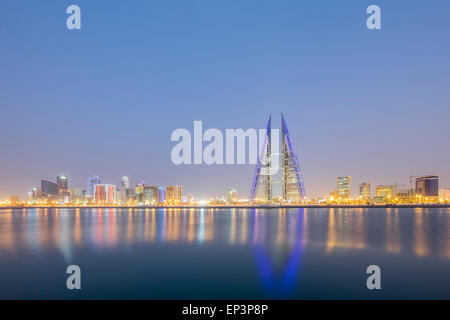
1 1 450 199
2 171 449 205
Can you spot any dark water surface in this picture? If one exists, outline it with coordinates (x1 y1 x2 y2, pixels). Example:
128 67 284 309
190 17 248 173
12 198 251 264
0 207 449 299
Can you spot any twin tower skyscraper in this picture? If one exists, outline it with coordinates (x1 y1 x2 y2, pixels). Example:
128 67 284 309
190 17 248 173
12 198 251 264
250 114 306 203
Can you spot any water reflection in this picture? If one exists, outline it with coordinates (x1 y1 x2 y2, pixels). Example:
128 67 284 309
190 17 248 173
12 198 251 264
1 208 450 261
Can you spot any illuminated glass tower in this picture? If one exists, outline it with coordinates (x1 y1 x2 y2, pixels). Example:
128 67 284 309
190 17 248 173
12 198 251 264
250 114 305 203
337 176 351 198
250 115 272 203
415 176 439 197
281 114 306 202
87 176 101 197
359 182 371 200
57 176 68 191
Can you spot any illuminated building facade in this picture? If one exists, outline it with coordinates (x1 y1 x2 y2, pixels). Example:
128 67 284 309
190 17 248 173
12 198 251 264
281 114 305 202
57 176 68 191
416 176 439 197
250 114 305 203
57 176 69 202
439 188 450 201
41 180 58 197
87 176 101 197
337 176 351 198
251 116 272 203
94 184 116 204
135 184 144 203
359 182 371 200
158 187 166 203
165 185 182 203
375 185 397 200
143 186 158 204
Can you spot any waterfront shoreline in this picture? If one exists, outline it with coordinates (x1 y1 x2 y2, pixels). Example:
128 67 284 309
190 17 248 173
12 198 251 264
1 204 450 210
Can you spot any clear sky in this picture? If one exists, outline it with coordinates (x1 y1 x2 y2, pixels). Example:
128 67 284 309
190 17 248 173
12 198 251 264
1 1 449 199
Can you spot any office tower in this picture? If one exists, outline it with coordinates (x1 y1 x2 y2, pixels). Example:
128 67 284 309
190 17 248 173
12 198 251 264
281 113 306 202
87 176 101 196
121 176 130 191
376 185 397 199
94 184 116 204
158 187 166 203
250 115 273 202
57 176 68 191
359 182 371 200
337 176 351 198
135 184 144 203
415 176 439 197
250 114 306 203
227 189 238 204
143 186 158 203
165 185 182 203
41 180 58 197
57 176 70 203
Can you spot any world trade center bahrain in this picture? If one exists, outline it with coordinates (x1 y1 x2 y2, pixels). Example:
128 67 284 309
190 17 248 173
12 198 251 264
250 114 306 203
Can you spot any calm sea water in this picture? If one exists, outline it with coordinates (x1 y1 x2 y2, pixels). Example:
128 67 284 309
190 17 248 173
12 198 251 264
0 207 449 299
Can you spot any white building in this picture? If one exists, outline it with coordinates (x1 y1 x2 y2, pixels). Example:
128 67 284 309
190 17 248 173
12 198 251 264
439 188 450 201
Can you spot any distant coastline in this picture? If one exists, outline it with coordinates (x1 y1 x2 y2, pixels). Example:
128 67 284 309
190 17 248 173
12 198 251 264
1 204 450 210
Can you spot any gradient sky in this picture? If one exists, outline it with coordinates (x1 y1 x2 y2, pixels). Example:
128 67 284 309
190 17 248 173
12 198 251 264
1 1 449 199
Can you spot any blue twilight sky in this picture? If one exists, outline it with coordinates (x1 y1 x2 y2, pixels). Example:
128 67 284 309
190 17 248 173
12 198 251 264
1 1 450 199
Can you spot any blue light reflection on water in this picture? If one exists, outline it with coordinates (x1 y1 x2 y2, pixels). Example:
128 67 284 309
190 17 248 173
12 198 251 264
0 207 450 299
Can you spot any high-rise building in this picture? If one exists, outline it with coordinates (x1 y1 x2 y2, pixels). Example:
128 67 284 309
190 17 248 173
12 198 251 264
416 176 439 197
94 184 116 204
121 176 130 191
165 185 182 203
57 176 68 191
57 176 70 203
135 184 144 203
227 189 238 204
143 186 158 204
41 180 58 197
32 187 41 200
251 115 272 203
158 187 166 203
87 176 101 196
281 114 306 203
250 114 305 203
126 188 135 202
337 176 351 198
359 182 371 200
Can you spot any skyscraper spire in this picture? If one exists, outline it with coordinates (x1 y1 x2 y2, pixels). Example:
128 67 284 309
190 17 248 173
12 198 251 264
281 113 306 201
250 115 272 202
